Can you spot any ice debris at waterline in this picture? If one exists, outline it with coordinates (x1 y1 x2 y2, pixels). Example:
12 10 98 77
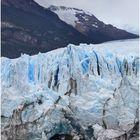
1 39 139 140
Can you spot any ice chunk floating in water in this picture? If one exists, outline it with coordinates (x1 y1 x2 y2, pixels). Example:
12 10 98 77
1 39 139 140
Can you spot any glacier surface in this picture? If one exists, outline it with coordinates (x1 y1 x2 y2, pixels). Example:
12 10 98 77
1 39 139 140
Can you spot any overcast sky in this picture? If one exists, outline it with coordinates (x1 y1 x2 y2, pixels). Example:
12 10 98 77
34 0 139 34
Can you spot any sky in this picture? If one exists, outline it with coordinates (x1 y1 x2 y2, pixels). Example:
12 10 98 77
34 0 139 34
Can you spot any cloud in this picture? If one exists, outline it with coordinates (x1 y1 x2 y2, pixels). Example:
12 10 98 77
34 0 139 34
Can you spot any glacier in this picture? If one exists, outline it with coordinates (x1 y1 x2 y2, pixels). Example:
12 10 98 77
1 39 139 140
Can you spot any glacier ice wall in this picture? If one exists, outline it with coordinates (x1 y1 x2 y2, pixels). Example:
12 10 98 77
1 40 139 140
1 42 139 94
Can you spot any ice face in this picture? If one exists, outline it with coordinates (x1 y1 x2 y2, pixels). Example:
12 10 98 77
1 39 139 140
1 41 139 96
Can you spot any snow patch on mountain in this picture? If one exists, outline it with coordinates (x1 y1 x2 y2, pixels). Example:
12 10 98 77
92 24 98 28
48 5 92 27
50 6 79 26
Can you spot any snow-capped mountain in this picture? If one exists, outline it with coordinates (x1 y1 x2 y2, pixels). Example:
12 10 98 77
49 6 93 27
34 0 139 35
1 0 92 58
48 5 138 43
1 39 139 140
1 0 138 58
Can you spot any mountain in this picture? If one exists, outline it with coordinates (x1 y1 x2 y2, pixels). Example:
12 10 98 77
1 0 138 58
49 5 138 43
1 0 92 58
1 39 139 140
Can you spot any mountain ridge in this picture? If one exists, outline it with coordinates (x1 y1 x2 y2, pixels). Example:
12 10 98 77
49 5 138 43
1 0 138 58
2 0 93 58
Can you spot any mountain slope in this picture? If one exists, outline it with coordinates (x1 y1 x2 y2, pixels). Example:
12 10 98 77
49 6 138 43
1 0 138 58
1 0 92 58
